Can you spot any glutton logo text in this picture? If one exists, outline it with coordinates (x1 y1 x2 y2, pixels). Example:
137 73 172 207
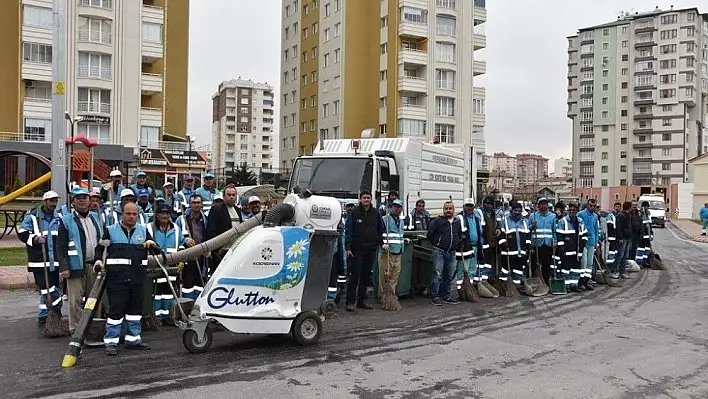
207 287 276 309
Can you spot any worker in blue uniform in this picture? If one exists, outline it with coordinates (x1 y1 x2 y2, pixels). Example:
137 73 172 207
94 202 153 356
455 198 484 292
130 171 154 203
194 171 221 216
555 202 588 293
529 198 557 284
18 190 63 328
136 188 153 224
379 199 407 311
176 175 195 211
101 169 125 209
577 199 601 290
147 203 184 325
498 202 532 292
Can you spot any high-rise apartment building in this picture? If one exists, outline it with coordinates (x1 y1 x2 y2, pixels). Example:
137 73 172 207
553 157 573 178
0 0 189 165
488 152 518 176
567 6 708 188
211 79 275 172
516 153 549 186
278 0 488 190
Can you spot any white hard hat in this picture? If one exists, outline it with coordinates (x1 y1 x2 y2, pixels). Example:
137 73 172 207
248 196 261 204
163 181 174 187
463 198 475 205
109 169 122 177
213 194 224 201
42 190 59 200
120 189 135 198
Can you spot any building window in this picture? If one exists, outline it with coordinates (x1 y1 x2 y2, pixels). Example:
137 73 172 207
662 148 671 156
333 100 340 115
139 126 159 147
601 152 608 160
435 69 455 90
473 99 484 114
436 15 456 36
434 124 455 143
379 124 387 136
662 133 671 141
25 81 52 100
620 151 627 158
334 49 341 63
621 124 627 130
77 88 111 113
78 52 112 79
22 42 52 63
401 6 427 24
324 28 330 42
601 179 608 186
77 123 110 144
398 119 426 136
435 96 455 117
334 22 341 37
23 118 51 142
141 22 163 43
23 5 53 28
78 17 112 45
620 179 627 186
435 42 455 63
602 138 608 145
620 165 627 172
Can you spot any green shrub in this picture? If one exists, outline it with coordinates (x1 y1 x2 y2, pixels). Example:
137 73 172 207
12 174 22 192
3 185 11 195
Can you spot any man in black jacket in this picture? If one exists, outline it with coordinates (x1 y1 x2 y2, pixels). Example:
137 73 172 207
426 201 463 306
613 201 632 279
344 190 384 312
205 186 243 276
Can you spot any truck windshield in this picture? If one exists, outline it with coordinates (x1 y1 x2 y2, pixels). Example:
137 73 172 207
647 200 665 210
290 157 373 198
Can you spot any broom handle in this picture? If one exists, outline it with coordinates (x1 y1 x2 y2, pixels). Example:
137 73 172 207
39 208 54 311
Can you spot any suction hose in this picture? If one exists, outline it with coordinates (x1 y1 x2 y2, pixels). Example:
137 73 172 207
146 212 265 267
262 202 295 227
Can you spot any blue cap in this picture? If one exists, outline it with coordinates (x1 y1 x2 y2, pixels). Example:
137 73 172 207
204 172 214 179
155 196 166 203
136 171 147 178
71 187 89 197
537 197 548 204
137 188 149 197
392 199 404 207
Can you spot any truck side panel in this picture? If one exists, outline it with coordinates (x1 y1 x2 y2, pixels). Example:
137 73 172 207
418 143 465 214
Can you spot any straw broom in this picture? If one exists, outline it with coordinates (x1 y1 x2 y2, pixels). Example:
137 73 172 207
380 212 400 311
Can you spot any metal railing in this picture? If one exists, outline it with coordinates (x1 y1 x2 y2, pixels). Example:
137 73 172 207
77 29 112 45
399 75 426 81
24 97 52 103
138 140 192 151
77 101 111 113
142 4 164 12
436 81 455 90
0 131 50 142
78 0 112 10
77 65 112 80
436 26 456 36
436 0 456 9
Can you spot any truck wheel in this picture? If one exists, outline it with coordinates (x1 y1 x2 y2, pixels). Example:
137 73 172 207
291 312 322 346
182 327 213 354
320 300 337 317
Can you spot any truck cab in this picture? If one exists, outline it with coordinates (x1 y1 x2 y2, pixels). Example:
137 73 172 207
287 143 400 208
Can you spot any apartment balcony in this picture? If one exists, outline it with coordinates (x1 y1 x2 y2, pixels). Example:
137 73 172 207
21 22 52 44
633 142 653 149
77 101 111 115
633 112 653 120
634 96 655 105
634 22 657 33
399 20 428 39
140 107 162 126
142 4 165 24
472 112 485 126
77 0 113 19
138 139 190 151
77 66 112 90
141 73 163 95
23 97 52 117
397 103 427 120
398 48 427 66
473 59 487 76
473 86 486 100
398 76 427 93
0 131 52 143
634 37 656 48
77 29 112 47
633 127 653 134
473 2 487 24
436 0 458 15
21 62 52 81
473 33 486 50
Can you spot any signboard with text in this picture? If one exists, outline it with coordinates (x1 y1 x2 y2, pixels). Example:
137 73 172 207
163 150 207 168
140 149 168 166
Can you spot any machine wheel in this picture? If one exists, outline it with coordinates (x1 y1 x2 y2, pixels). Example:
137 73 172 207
291 312 322 346
320 300 337 317
182 327 213 354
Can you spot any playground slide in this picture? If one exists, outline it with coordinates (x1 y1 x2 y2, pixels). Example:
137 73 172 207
0 172 52 205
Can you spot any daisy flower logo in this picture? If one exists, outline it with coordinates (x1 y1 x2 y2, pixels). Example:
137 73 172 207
286 260 303 273
286 239 309 258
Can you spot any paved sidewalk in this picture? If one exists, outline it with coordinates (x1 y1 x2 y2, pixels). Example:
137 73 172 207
0 266 33 289
0 233 24 248
669 219 708 243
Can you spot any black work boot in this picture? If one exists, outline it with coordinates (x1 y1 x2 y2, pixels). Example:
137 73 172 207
357 300 373 310
126 342 151 350
106 347 118 356
584 278 594 291
345 303 355 312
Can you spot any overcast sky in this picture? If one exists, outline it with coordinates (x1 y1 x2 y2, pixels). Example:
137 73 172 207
187 0 701 162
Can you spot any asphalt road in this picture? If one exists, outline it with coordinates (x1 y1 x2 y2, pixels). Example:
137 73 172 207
2 225 708 399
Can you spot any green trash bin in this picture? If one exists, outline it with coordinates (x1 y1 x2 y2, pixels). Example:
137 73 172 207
412 235 434 296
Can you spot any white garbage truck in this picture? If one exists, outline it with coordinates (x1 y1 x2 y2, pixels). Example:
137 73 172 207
287 137 469 215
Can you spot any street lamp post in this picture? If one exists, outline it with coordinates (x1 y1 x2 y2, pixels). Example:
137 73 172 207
64 112 83 189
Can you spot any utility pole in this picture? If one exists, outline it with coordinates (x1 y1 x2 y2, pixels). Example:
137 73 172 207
51 0 68 203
